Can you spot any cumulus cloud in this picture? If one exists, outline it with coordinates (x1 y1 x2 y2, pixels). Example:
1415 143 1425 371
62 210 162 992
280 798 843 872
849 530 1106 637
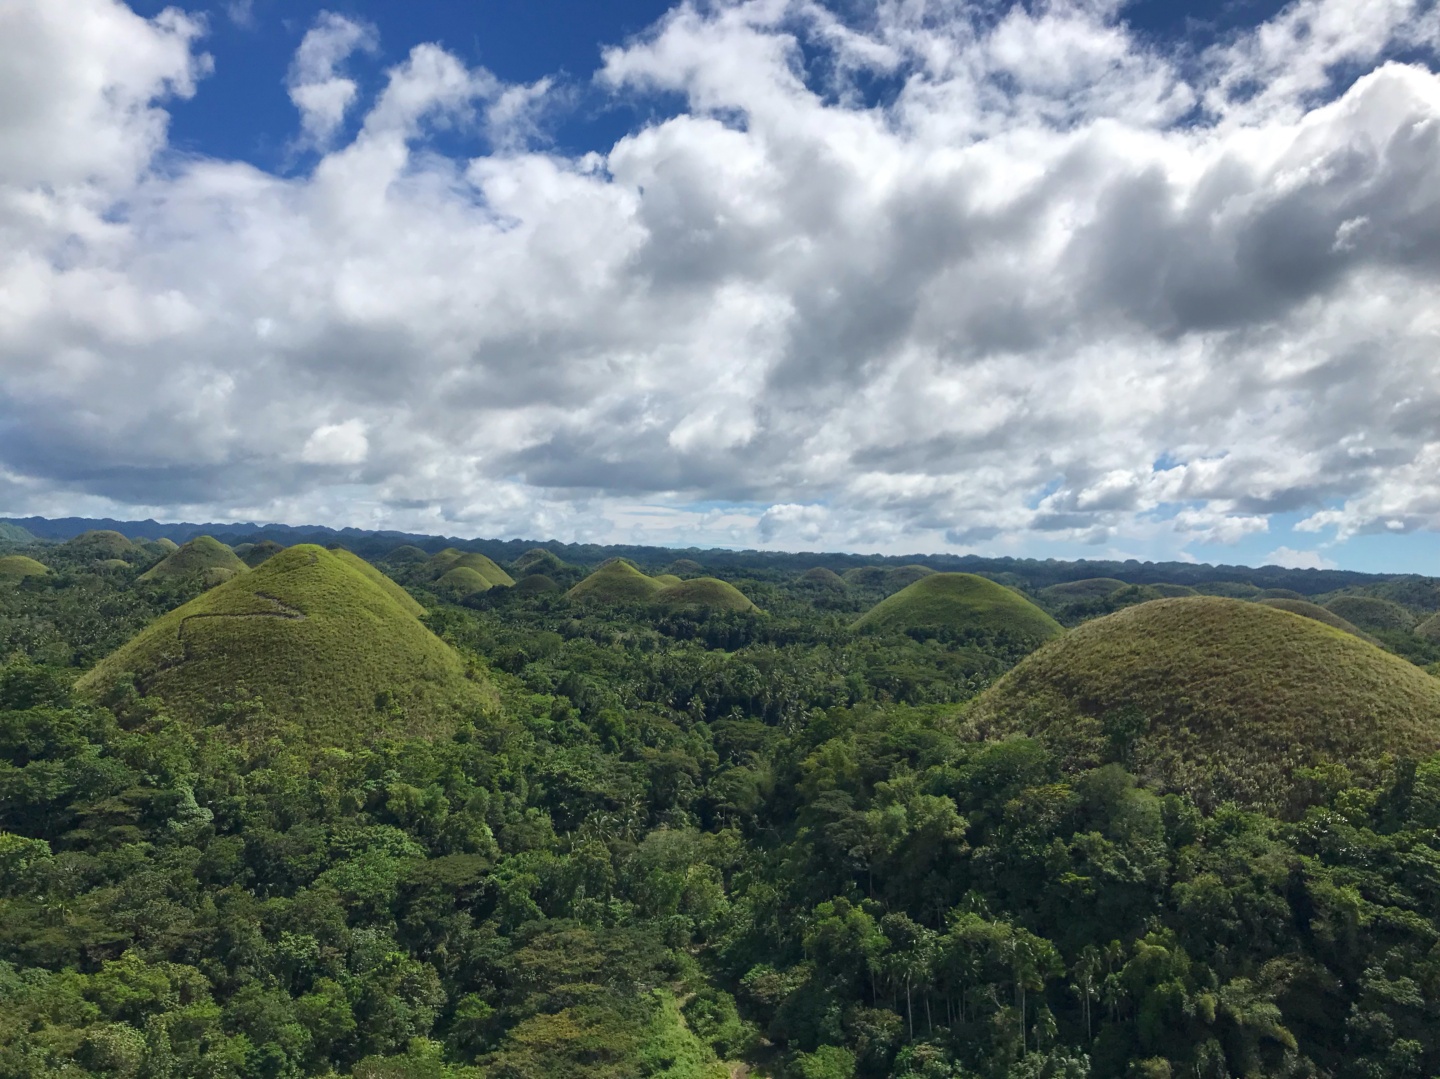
2 0 1440 558
1266 546 1340 571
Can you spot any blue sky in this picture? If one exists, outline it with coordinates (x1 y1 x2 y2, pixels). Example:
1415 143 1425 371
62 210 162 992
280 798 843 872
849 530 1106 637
3 0 1440 572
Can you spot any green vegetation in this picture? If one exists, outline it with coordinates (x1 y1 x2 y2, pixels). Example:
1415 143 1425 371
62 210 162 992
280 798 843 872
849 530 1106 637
566 560 665 604
64 530 135 559
842 566 888 589
1417 611 1440 641
0 522 38 545
1324 594 1416 632
965 597 1440 810
854 573 1063 645
1259 597 1374 641
884 565 936 590
242 539 286 568
6 524 1440 1079
427 549 514 589
653 577 758 613
665 559 705 578
1257 587 1306 600
799 567 846 590
0 556 47 580
1041 577 1127 600
77 544 489 744
1193 581 1262 598
1149 583 1198 597
138 535 248 585
436 567 492 596
512 548 568 576
653 573 684 586
386 544 431 564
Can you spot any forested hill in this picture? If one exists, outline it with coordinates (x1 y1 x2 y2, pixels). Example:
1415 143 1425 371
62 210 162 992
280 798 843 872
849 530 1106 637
3 527 1440 1077
0 515 1390 594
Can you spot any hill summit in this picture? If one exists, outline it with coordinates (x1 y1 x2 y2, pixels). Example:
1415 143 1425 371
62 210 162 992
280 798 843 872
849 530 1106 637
963 597 1440 811
79 545 489 744
854 573 1062 643
139 535 247 586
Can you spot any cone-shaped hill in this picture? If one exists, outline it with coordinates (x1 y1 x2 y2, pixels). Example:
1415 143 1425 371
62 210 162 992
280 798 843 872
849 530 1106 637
437 567 492 596
1042 578 1127 600
0 555 47 579
567 560 664 604
241 540 286 568
1259 598 1375 642
800 567 846 590
512 548 568 576
653 577 758 613
652 574 684 587
426 549 514 588
66 530 135 558
514 573 560 595
78 545 486 744
139 536 248 586
962 597 1440 811
386 545 431 564
855 573 1063 644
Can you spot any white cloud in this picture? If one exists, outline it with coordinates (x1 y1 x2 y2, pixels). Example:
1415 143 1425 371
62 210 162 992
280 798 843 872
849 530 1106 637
1265 546 1340 571
1 0 1440 559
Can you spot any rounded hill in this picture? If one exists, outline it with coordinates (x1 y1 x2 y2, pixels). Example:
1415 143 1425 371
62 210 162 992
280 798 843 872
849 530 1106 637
139 536 247 585
1042 578 1127 600
963 597 1440 811
426 549 514 588
800 567 846 590
1151 584 1199 597
241 540 286 568
78 545 487 744
437 567 492 596
1259 598 1374 642
854 573 1063 643
654 577 757 613
386 545 431 564
514 574 560 595
567 560 663 604
66 530 135 558
512 548 567 576
665 559 705 578
1324 595 1415 633
0 555 47 579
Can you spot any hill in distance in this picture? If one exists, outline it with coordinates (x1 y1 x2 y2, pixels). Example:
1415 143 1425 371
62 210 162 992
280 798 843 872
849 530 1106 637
653 573 684 586
427 549 514 588
0 555 48 579
437 566 493 597
1260 598 1375 642
512 548 569 576
386 545 431 564
963 597 1440 811
665 559 705 578
567 560 664 604
241 540 286 568
800 567 847 590
0 522 38 545
653 577 758 613
514 573 560 595
139 536 248 586
65 530 135 559
1324 595 1416 633
78 544 489 744
1151 583 1199 597
854 573 1063 643
1042 577 1127 600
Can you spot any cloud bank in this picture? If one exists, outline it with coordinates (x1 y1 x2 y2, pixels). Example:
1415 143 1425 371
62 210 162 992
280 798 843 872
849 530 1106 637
2 0 1440 561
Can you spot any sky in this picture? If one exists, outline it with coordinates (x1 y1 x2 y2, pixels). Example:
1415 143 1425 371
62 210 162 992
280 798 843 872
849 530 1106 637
2 0 1440 572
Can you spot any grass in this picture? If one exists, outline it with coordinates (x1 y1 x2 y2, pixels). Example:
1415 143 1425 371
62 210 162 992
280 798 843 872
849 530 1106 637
241 540 286 568
151 537 179 552
0 555 47 579
78 544 488 745
138 536 247 585
437 567 493 596
567 560 665 604
854 573 1063 642
962 597 1440 812
1325 595 1415 632
886 565 937 589
1259 588 1307 601
65 531 135 558
652 574 684 586
386 545 431 564
0 523 38 545
515 574 560 594
1042 578 1127 599
843 566 889 589
800 567 846 589
513 548 568 575
1260 598 1375 642
1194 581 1263 598
1417 612 1440 642
654 577 758 612
427 549 515 588
665 559 705 577
1151 584 1199 597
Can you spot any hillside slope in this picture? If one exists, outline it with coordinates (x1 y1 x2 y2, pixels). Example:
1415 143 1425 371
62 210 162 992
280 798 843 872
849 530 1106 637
855 573 1062 643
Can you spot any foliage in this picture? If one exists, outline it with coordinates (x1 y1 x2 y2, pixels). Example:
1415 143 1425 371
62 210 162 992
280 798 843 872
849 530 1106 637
138 536 248 586
854 575 1062 647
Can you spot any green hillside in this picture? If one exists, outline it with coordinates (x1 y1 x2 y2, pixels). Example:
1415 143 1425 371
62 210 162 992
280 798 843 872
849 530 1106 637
963 597 1440 810
514 573 560 594
1150 583 1199 597
1325 595 1415 632
512 548 568 575
1194 581 1262 598
799 567 846 589
1042 577 1127 600
567 560 664 604
77 544 486 743
1260 597 1374 641
0 522 38 545
654 577 758 613
1258 587 1307 601
386 544 431 564
0 555 47 579
842 566 888 589
652 573 683 586
854 573 1063 642
241 540 286 568
437 567 492 596
426 548 514 588
65 530 135 558
665 558 705 578
1416 612 1440 642
138 536 247 585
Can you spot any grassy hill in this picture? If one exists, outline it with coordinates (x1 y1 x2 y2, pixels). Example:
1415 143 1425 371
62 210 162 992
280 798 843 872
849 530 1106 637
654 577 758 613
65 530 135 559
854 573 1063 643
1260 598 1375 642
426 549 515 588
515 573 560 595
653 573 683 586
800 567 846 590
1151 584 1199 597
139 536 247 585
0 555 47 579
665 559 705 578
567 560 664 604
437 567 492 596
386 545 431 564
1325 595 1415 633
241 540 286 568
962 597 1440 811
77 544 486 744
1259 588 1307 601
0 522 38 545
512 548 568 576
1042 577 1127 600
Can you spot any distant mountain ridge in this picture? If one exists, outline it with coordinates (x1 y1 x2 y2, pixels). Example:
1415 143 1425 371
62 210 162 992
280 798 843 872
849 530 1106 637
0 514 1405 593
